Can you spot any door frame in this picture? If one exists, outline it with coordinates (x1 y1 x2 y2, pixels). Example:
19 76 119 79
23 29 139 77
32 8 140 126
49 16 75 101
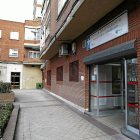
124 59 139 135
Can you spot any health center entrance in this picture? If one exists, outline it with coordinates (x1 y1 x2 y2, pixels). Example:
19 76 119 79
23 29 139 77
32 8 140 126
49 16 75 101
89 58 139 135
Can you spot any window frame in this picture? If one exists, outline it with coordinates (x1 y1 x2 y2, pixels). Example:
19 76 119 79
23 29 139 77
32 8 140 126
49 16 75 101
9 49 18 58
56 66 63 81
69 60 79 82
36 7 41 18
28 51 40 58
10 31 19 40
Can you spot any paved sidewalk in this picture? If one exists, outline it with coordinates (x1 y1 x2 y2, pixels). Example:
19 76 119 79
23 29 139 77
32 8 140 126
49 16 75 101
13 89 130 140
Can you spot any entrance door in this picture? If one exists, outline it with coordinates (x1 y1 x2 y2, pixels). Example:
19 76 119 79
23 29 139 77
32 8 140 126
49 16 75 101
125 59 139 135
90 62 124 116
11 72 20 89
89 58 139 135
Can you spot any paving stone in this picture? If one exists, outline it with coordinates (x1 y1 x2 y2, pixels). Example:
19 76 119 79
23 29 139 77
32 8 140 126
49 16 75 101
13 89 130 140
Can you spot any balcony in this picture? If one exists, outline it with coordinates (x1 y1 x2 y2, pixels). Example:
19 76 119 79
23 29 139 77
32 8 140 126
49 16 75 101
24 25 41 50
24 41 40 51
40 0 124 60
23 53 44 65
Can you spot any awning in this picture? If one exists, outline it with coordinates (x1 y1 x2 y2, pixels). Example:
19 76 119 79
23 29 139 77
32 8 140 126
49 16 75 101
83 39 137 65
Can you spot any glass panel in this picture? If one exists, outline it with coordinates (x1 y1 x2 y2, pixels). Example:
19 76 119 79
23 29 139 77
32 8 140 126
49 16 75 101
25 28 36 40
36 28 40 40
98 63 122 115
36 7 41 18
127 59 139 130
33 52 36 58
90 65 98 113
10 32 19 40
37 53 40 58
29 52 32 58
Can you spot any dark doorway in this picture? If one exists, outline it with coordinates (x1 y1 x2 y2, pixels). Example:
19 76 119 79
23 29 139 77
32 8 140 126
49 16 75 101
11 72 20 89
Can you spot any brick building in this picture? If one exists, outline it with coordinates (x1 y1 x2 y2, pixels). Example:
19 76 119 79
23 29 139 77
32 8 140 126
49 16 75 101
40 0 140 138
0 0 44 89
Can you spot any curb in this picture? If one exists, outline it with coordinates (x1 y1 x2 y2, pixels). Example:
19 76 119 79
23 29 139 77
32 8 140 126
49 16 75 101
2 104 20 140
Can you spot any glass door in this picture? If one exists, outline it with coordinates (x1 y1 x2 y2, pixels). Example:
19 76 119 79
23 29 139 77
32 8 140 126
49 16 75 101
89 62 124 116
125 58 139 135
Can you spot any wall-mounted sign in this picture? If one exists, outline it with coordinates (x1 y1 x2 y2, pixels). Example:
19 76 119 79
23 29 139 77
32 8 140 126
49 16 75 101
87 11 128 50
94 67 97 75
81 76 84 81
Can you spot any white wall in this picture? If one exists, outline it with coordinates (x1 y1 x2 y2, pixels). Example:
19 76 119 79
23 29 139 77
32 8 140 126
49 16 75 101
0 63 23 89
0 64 7 82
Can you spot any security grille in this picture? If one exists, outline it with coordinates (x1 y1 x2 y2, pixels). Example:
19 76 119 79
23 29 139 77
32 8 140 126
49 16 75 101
57 66 63 81
47 70 51 86
69 60 79 81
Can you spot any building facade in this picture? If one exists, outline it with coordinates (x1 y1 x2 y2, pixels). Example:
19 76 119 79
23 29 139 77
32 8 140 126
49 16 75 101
40 0 140 138
0 0 43 89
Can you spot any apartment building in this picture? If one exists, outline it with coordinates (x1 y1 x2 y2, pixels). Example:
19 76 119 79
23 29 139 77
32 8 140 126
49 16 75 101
40 0 140 139
33 0 42 21
0 0 43 89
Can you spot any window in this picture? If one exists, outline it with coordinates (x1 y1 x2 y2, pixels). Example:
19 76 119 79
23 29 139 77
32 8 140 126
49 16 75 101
36 7 41 18
46 27 50 39
36 28 40 40
25 28 40 41
69 60 79 81
10 32 19 40
9 49 18 57
45 12 50 40
58 0 67 14
0 30 1 38
37 0 42 5
29 51 40 58
57 66 63 81
47 70 51 86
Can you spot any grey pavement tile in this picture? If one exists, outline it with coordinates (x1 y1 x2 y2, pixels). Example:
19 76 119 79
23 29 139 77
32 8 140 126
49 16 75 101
13 89 129 140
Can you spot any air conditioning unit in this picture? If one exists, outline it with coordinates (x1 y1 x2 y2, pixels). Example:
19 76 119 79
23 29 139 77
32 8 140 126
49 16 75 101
59 44 69 56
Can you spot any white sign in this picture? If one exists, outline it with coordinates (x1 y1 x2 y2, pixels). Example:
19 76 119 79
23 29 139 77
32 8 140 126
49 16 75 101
81 76 84 81
92 75 96 81
132 58 137 64
94 67 97 75
87 12 128 50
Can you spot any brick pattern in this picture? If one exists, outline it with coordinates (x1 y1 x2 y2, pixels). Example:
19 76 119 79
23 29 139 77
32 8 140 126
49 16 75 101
41 0 77 52
0 93 14 102
43 1 140 114
24 40 40 44
25 20 41 27
0 20 24 62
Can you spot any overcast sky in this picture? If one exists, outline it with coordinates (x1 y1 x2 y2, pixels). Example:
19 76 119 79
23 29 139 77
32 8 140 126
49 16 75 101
0 0 34 23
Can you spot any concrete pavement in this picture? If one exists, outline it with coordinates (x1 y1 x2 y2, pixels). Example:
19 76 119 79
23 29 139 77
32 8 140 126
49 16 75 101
13 89 130 140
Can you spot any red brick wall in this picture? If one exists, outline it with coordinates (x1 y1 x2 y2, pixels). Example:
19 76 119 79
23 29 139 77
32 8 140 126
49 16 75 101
43 0 140 111
50 0 57 37
25 20 41 27
56 0 76 31
41 0 77 52
0 20 43 63
0 20 24 62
